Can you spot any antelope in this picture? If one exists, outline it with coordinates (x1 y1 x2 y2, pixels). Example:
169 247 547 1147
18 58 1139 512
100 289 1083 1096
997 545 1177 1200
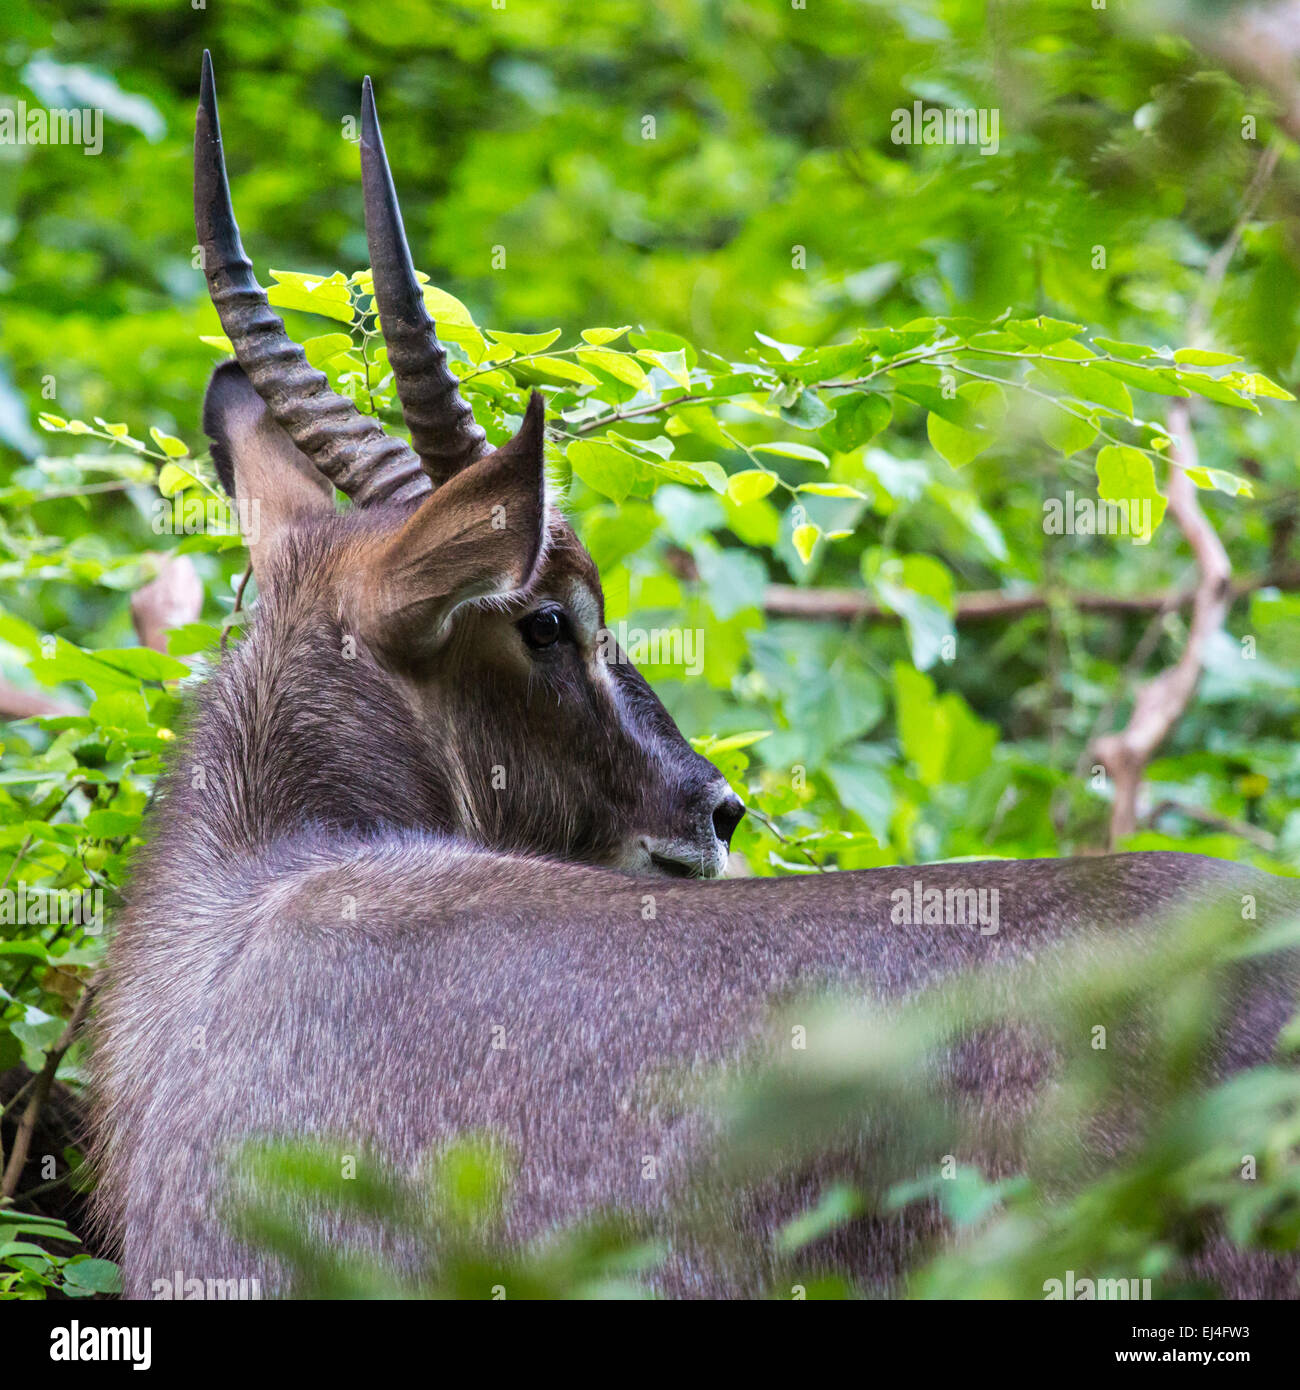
90 54 1300 1300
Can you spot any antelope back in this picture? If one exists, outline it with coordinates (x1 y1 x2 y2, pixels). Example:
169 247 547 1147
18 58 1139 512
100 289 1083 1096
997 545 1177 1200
95 840 1300 1297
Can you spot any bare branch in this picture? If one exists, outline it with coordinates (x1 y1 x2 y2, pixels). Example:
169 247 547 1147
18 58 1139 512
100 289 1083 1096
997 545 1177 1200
130 553 203 654
0 682 78 721
1090 403 1232 847
763 566 1294 624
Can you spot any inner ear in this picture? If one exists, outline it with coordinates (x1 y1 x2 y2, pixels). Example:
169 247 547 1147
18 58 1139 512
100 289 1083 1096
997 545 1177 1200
360 391 548 660
203 361 335 578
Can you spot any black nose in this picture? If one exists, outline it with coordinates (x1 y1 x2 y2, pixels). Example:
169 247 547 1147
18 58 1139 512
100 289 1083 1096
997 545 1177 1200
710 789 745 848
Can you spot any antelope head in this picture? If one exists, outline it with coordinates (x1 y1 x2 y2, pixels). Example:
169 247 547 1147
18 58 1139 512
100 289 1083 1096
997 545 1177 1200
193 54 743 878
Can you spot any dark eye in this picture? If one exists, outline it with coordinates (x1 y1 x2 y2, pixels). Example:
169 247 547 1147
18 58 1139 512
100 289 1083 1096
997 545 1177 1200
519 606 566 650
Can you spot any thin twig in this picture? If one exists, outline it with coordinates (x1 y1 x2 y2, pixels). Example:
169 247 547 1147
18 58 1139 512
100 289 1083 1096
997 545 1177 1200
0 1074 37 1126
0 979 97 1200
221 562 253 654
747 807 829 873
11 1167 79 1206
1190 142 1281 337
1144 800 1276 851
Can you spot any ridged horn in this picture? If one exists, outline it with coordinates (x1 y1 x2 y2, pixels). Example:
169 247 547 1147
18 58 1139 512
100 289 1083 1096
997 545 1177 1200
195 51 431 507
360 76 489 485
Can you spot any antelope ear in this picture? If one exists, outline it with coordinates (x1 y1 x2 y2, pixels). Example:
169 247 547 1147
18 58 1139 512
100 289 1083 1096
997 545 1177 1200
360 391 548 657
203 361 334 578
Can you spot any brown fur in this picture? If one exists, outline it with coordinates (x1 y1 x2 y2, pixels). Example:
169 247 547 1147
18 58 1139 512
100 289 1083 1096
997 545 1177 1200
89 365 1300 1300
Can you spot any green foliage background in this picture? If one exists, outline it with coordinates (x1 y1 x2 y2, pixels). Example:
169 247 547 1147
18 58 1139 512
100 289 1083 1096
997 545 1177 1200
1 0 1298 1298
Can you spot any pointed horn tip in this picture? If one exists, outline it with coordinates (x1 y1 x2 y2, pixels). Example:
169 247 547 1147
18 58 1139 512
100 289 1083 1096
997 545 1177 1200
361 77 379 142
199 51 216 113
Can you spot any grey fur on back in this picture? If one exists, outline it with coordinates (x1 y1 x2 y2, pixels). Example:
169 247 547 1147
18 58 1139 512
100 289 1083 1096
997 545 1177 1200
90 521 1300 1298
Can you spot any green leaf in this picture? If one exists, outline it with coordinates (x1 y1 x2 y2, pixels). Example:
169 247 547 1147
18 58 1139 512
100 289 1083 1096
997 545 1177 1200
894 663 946 786
0 1214 79 1245
11 1014 65 1052
487 328 563 354
893 379 977 426
576 350 650 390
796 482 867 499
893 663 997 787
61 1257 122 1294
267 269 354 324
579 505 659 571
1031 361 1133 417
89 686 150 730
776 1184 863 1253
752 441 830 466
84 809 139 837
778 388 833 430
1221 372 1295 402
94 647 191 682
565 439 641 503
820 392 891 452
1093 338 1161 360
825 749 891 840
0 941 52 960
528 356 600 386
1094 445 1167 539
925 382 1004 467
148 427 189 458
1174 374 1259 412
752 330 804 362
606 431 674 459
1090 360 1189 396
697 730 772 755
166 622 222 657
581 326 633 346
1039 411 1097 458
927 411 985 468
1184 467 1255 497
636 348 691 390
0 1241 53 1260
1173 348 1243 366
722 493 781 547
645 456 728 494
420 285 478 328
29 640 140 695
792 523 820 564
725 469 779 503
157 463 198 497
1004 316 1085 348
302 333 356 371
867 326 935 358
865 551 955 670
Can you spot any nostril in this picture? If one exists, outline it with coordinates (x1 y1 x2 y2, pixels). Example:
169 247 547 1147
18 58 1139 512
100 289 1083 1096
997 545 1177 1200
711 790 745 848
